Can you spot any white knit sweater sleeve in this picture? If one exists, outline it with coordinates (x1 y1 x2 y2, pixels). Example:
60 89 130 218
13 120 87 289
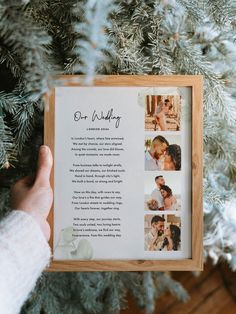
0 210 52 314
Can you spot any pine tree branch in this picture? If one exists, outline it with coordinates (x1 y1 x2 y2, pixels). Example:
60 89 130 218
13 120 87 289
27 0 78 71
68 0 116 84
0 40 22 78
0 1 51 101
0 113 17 169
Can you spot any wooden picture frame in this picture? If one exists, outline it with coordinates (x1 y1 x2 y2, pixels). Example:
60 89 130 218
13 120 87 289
44 75 203 271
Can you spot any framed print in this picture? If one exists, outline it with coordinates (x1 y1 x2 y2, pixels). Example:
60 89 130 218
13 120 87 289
44 75 203 271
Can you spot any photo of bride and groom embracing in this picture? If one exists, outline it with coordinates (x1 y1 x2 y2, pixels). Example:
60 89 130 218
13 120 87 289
144 215 181 251
145 95 181 132
143 95 183 254
144 135 181 171
145 174 180 211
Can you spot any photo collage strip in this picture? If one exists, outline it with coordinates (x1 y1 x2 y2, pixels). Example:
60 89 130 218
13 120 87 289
144 95 182 252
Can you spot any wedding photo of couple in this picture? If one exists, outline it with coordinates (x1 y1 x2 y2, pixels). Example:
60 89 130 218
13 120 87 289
143 95 182 254
145 173 181 211
144 134 181 171
145 95 181 131
144 214 181 251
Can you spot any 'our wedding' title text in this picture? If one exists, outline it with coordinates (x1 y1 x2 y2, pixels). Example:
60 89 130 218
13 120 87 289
73 108 121 128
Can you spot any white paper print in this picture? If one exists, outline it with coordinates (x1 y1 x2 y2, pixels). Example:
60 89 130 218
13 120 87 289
53 86 191 260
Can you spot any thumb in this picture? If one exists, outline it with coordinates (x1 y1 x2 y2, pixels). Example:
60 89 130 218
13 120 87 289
34 145 53 188
17 175 35 187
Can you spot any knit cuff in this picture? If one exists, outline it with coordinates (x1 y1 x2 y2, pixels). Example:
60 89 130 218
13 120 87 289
0 210 52 314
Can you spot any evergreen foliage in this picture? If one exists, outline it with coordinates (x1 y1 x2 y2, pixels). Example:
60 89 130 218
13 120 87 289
1 0 236 312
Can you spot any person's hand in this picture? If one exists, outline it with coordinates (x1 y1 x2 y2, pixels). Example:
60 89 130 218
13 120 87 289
10 145 53 241
151 230 159 242
148 229 158 251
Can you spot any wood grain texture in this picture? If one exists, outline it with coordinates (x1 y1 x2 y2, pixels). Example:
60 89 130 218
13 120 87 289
44 75 203 272
43 89 55 251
